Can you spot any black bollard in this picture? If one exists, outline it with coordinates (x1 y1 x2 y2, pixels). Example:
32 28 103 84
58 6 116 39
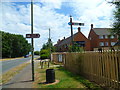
41 61 43 69
48 61 49 68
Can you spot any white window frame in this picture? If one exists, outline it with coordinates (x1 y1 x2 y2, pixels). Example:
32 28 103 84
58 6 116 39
110 35 114 39
99 35 104 39
111 42 116 46
105 42 108 46
99 42 104 46
105 35 108 39
89 37 91 40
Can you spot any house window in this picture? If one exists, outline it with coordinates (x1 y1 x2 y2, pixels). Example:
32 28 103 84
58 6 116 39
65 44 68 48
110 35 114 39
105 42 108 46
99 42 104 46
89 37 91 40
117 35 119 38
99 35 104 39
75 41 85 47
105 35 108 39
111 42 116 46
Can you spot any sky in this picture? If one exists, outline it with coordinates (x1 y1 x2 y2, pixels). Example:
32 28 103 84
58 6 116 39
1 0 115 51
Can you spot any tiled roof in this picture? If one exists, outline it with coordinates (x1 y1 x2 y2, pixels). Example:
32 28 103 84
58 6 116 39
55 33 78 46
93 28 111 35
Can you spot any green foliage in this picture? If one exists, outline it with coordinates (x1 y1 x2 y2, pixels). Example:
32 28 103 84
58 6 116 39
34 51 40 55
111 2 120 40
40 54 49 59
41 38 55 52
40 49 49 54
68 43 84 52
40 49 50 59
1 31 31 58
40 38 55 59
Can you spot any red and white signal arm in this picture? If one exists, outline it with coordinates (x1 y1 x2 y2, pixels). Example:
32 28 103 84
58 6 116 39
26 34 40 38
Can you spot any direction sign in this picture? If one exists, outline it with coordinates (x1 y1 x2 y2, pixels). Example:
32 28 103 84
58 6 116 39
68 22 72 25
72 22 84 26
26 34 40 38
68 22 84 26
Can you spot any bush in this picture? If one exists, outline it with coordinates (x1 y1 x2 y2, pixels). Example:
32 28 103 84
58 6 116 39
40 49 50 59
40 54 49 59
40 50 48 54
68 43 84 52
34 51 40 55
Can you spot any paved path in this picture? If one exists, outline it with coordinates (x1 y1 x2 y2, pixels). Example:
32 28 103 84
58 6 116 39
2 64 33 88
2 55 39 74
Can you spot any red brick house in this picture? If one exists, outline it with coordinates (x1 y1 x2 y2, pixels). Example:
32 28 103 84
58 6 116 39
54 27 91 52
88 24 118 51
55 24 118 52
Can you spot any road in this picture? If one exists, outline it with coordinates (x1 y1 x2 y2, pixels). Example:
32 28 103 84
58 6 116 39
1 56 39 74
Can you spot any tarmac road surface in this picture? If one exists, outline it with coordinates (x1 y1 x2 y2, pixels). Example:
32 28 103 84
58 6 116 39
1 55 39 74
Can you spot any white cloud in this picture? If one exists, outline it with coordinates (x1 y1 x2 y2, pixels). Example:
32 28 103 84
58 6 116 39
1 0 115 50
39 0 62 9
68 0 115 37
2 2 70 50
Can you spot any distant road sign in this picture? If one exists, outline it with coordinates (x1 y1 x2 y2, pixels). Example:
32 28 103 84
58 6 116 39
26 34 40 38
68 22 84 26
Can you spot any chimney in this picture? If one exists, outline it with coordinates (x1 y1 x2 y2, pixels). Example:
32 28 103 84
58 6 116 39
91 24 93 29
64 37 65 39
57 39 60 43
78 27 81 32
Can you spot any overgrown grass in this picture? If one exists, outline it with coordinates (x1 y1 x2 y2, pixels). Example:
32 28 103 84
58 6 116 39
0 62 30 85
33 63 101 89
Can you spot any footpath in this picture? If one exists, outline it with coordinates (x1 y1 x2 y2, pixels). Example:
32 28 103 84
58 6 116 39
2 63 34 88
1 59 99 89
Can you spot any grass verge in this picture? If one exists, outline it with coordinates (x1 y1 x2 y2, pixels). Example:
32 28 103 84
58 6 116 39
33 62 101 89
0 62 30 85
0 57 24 61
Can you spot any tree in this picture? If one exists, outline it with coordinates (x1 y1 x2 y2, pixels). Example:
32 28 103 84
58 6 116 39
40 38 55 59
68 43 84 52
111 2 120 40
1 31 32 58
40 49 50 59
41 38 55 52
34 51 40 55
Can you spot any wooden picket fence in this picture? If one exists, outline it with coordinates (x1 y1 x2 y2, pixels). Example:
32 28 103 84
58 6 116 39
52 51 120 89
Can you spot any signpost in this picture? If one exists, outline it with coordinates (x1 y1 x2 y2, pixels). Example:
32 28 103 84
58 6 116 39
70 15 74 47
26 33 40 81
26 0 41 81
30 0 35 81
68 16 84 51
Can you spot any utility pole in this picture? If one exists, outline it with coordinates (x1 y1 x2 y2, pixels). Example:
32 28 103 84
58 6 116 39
47 28 51 68
31 0 34 81
70 15 74 48
49 28 51 61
